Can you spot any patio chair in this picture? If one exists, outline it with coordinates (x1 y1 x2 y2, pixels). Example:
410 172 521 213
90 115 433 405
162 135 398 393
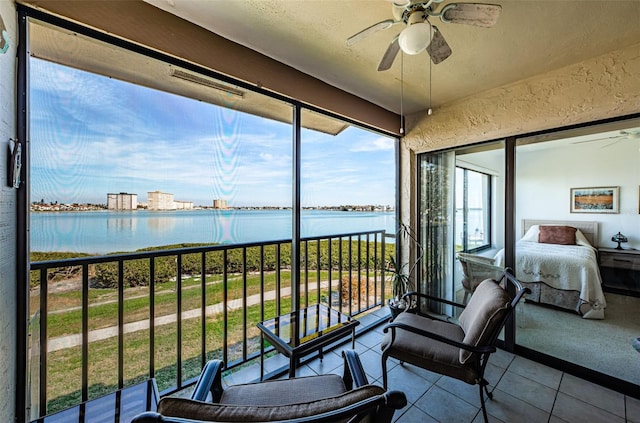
457 252 504 303
132 349 406 423
381 270 529 423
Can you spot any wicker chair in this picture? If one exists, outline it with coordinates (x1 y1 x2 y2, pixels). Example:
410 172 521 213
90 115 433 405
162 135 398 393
133 350 406 423
381 270 529 422
457 252 504 303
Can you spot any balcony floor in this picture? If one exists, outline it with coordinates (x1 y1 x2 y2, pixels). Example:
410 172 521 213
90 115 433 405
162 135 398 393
181 307 640 422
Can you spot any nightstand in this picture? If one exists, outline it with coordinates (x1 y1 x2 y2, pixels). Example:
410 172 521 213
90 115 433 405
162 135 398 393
598 247 640 296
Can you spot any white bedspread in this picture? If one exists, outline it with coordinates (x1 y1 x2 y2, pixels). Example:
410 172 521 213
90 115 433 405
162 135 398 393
495 241 606 319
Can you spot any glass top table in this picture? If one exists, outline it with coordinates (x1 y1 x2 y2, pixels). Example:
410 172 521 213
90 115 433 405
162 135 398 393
257 304 359 378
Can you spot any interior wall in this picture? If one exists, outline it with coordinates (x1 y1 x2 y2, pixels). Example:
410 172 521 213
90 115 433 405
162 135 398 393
516 140 640 249
0 1 17 421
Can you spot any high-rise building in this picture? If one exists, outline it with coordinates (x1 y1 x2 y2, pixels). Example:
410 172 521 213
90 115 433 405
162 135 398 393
107 192 138 210
175 200 193 210
148 190 175 210
213 199 228 209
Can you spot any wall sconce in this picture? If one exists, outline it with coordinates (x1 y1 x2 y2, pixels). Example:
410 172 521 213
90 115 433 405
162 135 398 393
611 232 628 250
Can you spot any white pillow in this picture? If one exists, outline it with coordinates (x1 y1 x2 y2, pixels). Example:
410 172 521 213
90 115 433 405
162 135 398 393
520 225 540 242
575 229 592 247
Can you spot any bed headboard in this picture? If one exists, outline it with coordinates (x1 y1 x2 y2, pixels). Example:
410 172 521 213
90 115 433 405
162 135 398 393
521 219 599 247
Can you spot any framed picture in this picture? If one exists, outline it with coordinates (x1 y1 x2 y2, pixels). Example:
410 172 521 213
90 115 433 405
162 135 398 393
570 186 619 213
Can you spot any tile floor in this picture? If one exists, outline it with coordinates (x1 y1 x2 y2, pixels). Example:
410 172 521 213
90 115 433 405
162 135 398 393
217 308 640 423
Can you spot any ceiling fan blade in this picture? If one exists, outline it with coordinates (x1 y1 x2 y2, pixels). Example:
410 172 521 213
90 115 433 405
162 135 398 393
377 35 400 71
440 3 502 28
346 19 398 46
427 26 452 64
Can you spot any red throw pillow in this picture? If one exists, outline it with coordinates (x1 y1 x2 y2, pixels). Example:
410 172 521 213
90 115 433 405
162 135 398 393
538 225 577 245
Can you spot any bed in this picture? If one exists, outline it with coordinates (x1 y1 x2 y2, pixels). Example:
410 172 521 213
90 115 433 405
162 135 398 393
494 219 606 319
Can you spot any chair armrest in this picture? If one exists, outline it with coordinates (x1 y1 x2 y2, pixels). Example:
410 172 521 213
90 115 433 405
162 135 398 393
190 359 225 402
383 321 495 355
132 391 407 423
401 291 467 310
341 349 369 389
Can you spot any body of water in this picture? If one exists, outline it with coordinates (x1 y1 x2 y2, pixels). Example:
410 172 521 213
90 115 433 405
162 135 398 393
30 209 396 254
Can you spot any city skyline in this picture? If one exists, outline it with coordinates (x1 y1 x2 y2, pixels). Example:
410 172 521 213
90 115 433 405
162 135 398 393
29 58 396 208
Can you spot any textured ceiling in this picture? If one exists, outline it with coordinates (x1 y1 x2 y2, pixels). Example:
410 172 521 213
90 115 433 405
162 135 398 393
143 0 640 115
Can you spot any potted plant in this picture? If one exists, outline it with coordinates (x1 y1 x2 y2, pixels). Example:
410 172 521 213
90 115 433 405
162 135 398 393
387 221 424 318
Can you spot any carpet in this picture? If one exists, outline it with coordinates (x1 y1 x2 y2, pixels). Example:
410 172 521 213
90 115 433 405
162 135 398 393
516 292 640 384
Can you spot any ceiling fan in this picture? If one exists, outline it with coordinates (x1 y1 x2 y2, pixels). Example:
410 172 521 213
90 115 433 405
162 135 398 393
346 0 502 71
572 130 640 148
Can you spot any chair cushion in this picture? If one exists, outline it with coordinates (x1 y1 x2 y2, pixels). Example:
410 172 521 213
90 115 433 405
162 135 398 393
458 279 511 364
157 384 386 422
381 313 480 384
219 374 346 405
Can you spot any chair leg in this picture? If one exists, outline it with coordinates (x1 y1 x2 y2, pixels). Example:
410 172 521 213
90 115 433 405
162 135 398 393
478 383 489 423
478 379 494 423
381 353 389 390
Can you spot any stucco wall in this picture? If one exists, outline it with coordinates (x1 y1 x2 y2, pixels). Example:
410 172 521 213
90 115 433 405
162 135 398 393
400 41 640 227
0 1 17 421
405 42 640 152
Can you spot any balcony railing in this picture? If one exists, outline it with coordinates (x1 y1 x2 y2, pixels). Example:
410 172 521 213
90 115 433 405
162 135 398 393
28 230 390 420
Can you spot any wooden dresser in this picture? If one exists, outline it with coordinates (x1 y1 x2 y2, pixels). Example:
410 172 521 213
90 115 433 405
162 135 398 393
598 247 640 296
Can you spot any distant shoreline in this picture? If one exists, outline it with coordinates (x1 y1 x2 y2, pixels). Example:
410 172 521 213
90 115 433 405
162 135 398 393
30 203 395 213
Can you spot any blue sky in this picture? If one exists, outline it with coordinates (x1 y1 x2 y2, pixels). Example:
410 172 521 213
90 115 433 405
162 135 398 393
29 58 396 208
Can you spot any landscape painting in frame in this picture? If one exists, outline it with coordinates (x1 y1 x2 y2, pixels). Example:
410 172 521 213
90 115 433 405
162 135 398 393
570 186 619 214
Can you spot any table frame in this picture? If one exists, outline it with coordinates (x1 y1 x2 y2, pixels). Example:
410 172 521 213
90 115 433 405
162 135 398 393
257 304 359 379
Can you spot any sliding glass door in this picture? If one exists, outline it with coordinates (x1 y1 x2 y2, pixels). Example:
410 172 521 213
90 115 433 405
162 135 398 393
417 118 640 387
418 142 505 317
514 118 640 385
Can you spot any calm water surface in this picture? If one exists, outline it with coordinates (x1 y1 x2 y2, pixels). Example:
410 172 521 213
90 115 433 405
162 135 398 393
30 209 396 254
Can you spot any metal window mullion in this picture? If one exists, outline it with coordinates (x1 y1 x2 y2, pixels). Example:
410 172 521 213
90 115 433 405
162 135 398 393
292 105 301 314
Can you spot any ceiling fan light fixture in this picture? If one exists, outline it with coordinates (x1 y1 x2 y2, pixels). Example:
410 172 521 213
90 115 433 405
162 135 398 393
398 21 434 55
